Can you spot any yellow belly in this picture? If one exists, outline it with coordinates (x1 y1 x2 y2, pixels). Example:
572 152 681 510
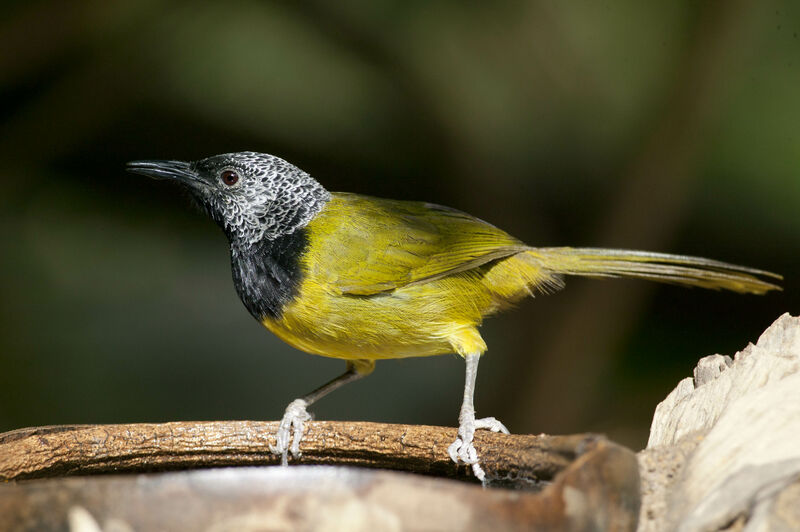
261 253 547 360
262 274 482 359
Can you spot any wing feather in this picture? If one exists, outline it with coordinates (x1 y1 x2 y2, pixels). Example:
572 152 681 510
305 193 526 295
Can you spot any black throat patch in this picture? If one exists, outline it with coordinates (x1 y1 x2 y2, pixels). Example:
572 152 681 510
230 228 309 321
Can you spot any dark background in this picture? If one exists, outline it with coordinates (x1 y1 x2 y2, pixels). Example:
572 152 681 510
1 1 797 449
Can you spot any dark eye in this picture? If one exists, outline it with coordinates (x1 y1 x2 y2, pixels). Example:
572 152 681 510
221 170 239 186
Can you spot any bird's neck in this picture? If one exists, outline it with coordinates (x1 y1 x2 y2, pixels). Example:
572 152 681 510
229 229 309 321
225 176 328 320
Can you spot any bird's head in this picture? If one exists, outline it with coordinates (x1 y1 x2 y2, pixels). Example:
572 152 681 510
127 152 330 246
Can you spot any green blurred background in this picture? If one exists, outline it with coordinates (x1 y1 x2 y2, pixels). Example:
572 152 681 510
1 1 797 449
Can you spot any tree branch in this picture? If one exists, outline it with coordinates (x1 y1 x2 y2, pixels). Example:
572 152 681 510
0 421 641 530
4 421 588 485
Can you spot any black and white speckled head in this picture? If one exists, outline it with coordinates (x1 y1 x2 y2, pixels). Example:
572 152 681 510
128 152 330 246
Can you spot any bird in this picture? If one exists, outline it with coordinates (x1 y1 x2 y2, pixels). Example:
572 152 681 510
127 151 781 482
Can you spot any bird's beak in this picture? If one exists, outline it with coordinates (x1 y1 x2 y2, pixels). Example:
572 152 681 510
126 160 208 187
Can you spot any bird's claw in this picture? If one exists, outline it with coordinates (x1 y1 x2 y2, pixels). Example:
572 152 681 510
448 415 510 482
474 416 509 434
270 398 312 465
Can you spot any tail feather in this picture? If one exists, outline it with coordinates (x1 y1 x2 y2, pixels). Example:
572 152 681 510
525 247 782 295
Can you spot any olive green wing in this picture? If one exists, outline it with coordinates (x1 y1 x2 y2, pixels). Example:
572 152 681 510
304 193 528 295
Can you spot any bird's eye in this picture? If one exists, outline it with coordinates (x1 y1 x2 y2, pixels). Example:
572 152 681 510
221 170 239 186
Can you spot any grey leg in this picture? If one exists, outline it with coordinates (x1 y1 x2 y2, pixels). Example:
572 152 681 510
447 353 509 482
271 360 373 465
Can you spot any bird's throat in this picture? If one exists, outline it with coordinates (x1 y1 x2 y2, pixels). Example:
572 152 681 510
230 229 309 321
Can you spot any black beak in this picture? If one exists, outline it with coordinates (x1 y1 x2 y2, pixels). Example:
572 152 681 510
126 160 207 187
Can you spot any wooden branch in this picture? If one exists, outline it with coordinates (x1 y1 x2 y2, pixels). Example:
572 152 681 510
0 421 641 530
0 421 586 484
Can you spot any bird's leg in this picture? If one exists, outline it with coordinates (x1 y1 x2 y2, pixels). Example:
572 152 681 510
271 359 374 465
447 353 509 482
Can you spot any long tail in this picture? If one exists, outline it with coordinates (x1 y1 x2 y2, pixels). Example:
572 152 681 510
525 247 782 295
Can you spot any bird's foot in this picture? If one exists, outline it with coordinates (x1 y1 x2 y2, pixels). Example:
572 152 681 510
269 398 312 466
447 413 509 482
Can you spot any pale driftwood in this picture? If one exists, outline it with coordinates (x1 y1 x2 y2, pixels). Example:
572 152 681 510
0 423 641 531
639 313 800 532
